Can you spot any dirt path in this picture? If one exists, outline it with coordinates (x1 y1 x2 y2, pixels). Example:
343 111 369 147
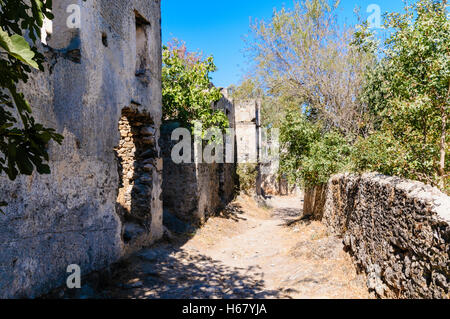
60 195 369 299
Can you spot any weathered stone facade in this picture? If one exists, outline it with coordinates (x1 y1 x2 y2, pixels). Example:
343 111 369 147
0 0 163 298
317 173 450 299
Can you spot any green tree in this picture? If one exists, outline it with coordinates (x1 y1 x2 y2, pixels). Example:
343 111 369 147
0 0 64 213
279 107 351 187
162 40 228 131
352 131 411 178
244 0 372 188
355 0 449 190
279 107 321 184
230 78 263 101
247 0 374 137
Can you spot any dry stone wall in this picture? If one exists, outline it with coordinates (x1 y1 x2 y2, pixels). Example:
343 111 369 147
116 108 162 255
0 0 163 298
319 173 450 299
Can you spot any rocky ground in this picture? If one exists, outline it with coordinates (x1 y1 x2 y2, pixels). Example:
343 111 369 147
52 195 370 299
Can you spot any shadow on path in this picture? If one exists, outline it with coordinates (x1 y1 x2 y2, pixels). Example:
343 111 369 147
44 196 368 299
216 203 247 222
102 244 286 299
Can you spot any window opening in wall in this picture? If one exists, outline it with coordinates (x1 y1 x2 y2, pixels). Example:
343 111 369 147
102 32 108 47
135 11 150 78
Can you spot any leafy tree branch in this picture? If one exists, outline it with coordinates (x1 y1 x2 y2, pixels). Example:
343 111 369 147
162 40 229 133
0 0 64 213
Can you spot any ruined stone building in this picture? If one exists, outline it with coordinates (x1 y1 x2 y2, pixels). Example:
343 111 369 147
235 99 261 165
161 88 237 225
0 0 163 298
161 91 285 227
235 99 284 196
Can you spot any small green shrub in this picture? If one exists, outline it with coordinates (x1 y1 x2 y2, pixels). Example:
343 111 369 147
300 132 352 188
280 108 352 188
352 131 449 193
237 163 258 194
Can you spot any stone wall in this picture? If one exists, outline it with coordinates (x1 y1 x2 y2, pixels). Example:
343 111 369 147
116 108 162 256
215 89 237 204
161 123 222 225
161 91 237 226
0 0 163 298
318 173 450 299
260 134 284 196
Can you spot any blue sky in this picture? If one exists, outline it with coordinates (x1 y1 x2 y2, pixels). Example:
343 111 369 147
162 1 406 88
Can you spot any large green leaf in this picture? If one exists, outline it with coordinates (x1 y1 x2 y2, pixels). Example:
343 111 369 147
0 28 39 69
